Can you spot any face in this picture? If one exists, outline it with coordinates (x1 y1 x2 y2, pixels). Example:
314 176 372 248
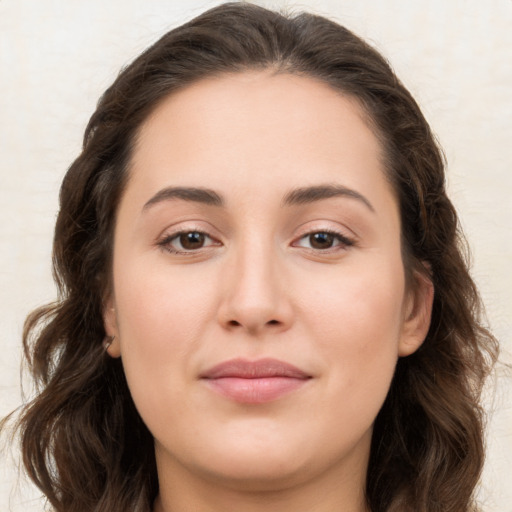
104 71 432 494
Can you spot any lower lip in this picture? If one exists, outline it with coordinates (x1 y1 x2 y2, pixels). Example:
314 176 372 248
203 377 309 404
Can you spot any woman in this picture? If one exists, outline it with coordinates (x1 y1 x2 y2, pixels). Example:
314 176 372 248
2 2 498 511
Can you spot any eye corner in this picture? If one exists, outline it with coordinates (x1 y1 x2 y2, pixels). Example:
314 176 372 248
156 229 222 256
291 229 355 252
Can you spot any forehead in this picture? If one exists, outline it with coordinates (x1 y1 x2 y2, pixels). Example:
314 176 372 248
136 70 378 151
126 70 393 213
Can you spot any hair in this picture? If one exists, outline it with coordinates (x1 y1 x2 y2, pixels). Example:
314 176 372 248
2 3 498 512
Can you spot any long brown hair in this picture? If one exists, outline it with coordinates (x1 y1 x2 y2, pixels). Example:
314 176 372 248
2 3 498 511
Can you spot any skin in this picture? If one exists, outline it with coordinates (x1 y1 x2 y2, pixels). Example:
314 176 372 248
104 70 433 512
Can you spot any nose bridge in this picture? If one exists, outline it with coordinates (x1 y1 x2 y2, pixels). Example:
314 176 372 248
219 230 291 333
235 235 276 300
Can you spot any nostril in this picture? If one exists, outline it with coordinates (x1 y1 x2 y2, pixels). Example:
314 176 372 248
225 319 280 328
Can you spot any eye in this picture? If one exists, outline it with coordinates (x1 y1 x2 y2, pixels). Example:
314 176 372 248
295 230 354 251
158 230 218 254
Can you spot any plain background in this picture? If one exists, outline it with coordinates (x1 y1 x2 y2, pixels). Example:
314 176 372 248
0 1 510 511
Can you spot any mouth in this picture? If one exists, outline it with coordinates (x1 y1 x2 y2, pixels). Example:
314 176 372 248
199 358 312 404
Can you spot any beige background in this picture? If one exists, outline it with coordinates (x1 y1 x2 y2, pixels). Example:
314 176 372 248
1 1 511 510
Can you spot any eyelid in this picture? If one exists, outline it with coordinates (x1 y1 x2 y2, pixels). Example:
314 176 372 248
298 230 352 244
155 221 356 256
156 224 222 255
290 224 356 252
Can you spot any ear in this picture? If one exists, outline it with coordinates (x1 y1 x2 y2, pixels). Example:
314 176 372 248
103 295 121 358
398 267 434 357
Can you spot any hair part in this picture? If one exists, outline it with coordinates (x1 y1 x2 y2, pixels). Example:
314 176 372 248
2 3 497 512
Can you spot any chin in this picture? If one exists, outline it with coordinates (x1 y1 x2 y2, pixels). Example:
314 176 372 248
195 453 315 492
157 424 318 491
171 424 368 493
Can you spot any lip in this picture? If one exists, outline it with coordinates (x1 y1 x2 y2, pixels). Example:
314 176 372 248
200 358 312 404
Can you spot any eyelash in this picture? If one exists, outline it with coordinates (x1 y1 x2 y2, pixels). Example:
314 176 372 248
294 229 355 252
157 228 355 255
157 230 219 255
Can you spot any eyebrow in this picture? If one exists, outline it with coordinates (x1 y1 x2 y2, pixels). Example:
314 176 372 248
142 184 374 213
282 184 375 212
143 186 224 211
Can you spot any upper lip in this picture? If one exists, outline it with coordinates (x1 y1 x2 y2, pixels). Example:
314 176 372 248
200 358 311 379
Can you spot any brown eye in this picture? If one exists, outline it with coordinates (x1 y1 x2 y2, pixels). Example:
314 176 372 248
160 230 217 254
309 232 335 249
294 230 354 252
178 232 206 250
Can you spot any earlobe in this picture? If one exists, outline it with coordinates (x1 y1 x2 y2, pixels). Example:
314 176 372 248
103 335 121 358
398 268 434 357
103 296 121 358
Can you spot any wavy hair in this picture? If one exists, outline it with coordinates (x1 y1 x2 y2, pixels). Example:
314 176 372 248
2 3 497 511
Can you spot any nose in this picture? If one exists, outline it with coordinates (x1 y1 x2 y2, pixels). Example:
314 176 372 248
217 240 293 336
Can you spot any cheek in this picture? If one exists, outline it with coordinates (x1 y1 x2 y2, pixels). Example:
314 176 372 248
114 259 219 339
297 256 405 410
299 254 405 341
111 260 220 404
